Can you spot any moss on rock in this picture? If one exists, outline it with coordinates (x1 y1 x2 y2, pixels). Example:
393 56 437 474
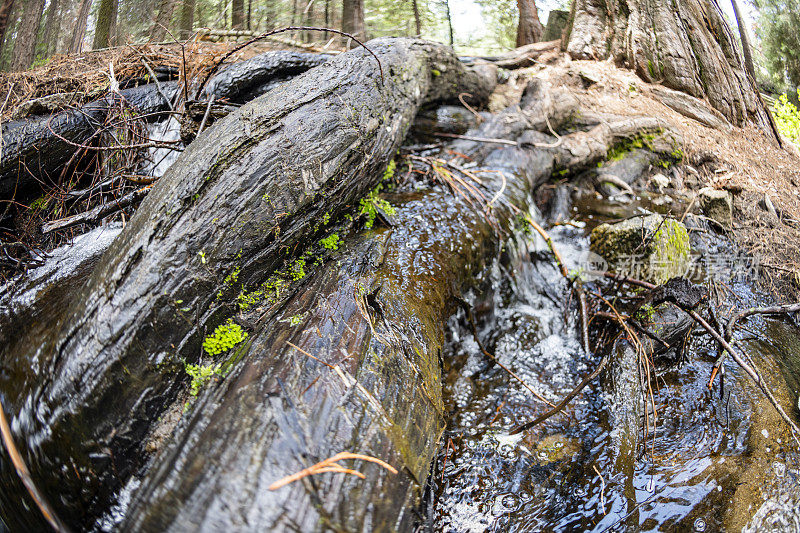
590 213 690 284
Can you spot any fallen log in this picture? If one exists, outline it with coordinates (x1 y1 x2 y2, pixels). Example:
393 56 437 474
0 38 493 529
472 40 560 69
0 82 178 200
119 83 684 531
202 50 331 103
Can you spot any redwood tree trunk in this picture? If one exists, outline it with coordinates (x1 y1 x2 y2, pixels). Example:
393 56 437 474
9 0 44 71
231 0 244 29
0 0 14 58
178 0 196 38
566 0 778 140
150 0 178 41
731 0 755 80
341 0 365 44
92 0 118 49
69 0 93 53
516 0 543 46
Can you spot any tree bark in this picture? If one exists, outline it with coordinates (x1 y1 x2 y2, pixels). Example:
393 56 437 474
9 0 45 71
566 0 778 140
341 0 365 44
178 0 195 39
41 0 59 56
232 0 245 29
411 0 421 35
444 0 454 46
731 0 755 80
0 38 493 530
516 0 543 46
92 0 118 49
150 0 178 41
69 0 93 53
0 0 14 58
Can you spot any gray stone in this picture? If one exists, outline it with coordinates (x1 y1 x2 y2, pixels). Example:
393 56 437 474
590 213 690 284
650 173 670 190
698 187 733 227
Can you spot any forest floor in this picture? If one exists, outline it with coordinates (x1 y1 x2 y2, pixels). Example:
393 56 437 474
499 53 800 299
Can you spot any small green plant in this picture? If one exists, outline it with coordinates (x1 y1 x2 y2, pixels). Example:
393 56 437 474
289 313 304 325
773 93 800 145
383 159 397 181
290 259 306 280
359 186 396 229
202 319 248 356
322 211 331 225
319 234 340 250
185 362 221 397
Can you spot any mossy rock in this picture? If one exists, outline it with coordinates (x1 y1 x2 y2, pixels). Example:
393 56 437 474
590 213 690 284
698 187 733 228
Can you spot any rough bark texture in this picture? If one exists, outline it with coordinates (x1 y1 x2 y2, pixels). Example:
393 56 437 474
516 0 543 46
0 39 492 530
730 0 755 80
92 0 118 49
41 0 60 56
9 0 44 71
542 9 569 42
566 0 777 138
0 82 178 201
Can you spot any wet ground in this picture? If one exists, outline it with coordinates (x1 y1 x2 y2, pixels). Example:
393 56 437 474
429 190 800 532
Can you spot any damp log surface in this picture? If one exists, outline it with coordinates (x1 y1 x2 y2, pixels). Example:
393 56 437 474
0 38 492 530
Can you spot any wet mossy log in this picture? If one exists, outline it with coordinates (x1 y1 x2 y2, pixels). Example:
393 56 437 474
0 38 494 529
119 83 684 531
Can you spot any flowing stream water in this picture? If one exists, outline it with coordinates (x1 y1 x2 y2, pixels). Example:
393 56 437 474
430 190 800 532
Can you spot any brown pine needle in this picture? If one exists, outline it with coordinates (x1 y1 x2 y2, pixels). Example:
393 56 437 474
269 451 398 490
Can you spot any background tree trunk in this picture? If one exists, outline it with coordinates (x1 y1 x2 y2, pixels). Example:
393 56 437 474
92 0 119 49
516 0 543 46
731 0 756 80
444 0 453 46
179 0 195 38
411 0 421 35
0 0 14 58
566 0 779 140
232 0 245 29
41 0 60 56
69 0 93 53
150 0 178 41
341 0 365 44
9 0 44 71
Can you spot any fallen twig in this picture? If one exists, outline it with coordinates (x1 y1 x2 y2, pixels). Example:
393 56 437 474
42 186 151 233
268 451 397 490
430 132 518 146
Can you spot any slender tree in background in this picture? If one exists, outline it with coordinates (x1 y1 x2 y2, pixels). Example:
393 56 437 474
0 0 14 58
443 0 453 46
93 0 119 49
411 0 422 35
9 0 44 70
151 0 179 41
516 0 542 46
70 0 94 53
753 0 800 90
179 0 196 38
232 0 245 28
342 0 365 43
42 0 60 56
731 0 755 79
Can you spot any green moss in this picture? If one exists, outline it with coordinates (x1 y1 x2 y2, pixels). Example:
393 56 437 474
290 258 306 280
319 233 340 250
635 303 655 323
359 184 396 229
383 159 397 181
185 362 221 397
322 211 331 225
431 69 441 77
202 319 248 356
289 313 304 326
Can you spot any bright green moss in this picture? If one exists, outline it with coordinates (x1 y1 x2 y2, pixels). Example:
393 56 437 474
185 362 221 397
202 319 248 356
319 234 340 250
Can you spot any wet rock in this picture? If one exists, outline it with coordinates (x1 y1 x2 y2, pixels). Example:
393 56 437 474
650 173 670 191
11 92 82 118
595 148 657 196
698 187 733 228
590 213 690 284
530 434 581 466
413 105 478 137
